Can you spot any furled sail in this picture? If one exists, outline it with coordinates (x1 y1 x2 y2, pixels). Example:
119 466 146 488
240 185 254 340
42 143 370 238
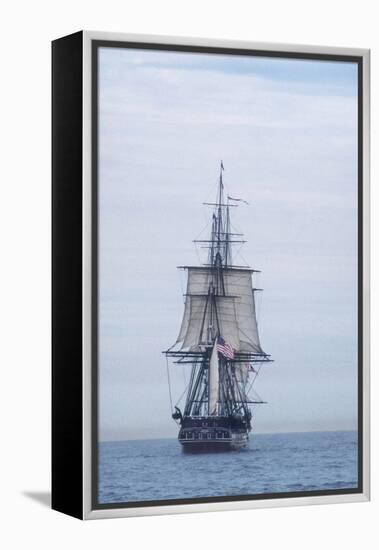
175 267 264 355
208 341 219 414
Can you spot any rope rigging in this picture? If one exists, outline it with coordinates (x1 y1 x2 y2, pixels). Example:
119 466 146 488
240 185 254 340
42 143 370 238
166 355 174 415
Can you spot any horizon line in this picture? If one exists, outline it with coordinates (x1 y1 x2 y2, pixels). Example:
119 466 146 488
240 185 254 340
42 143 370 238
99 427 357 444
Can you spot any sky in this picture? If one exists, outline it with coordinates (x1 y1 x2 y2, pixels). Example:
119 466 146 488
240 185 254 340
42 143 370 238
98 46 358 441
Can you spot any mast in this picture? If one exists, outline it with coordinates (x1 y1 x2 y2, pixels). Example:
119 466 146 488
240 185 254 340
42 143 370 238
215 161 224 267
208 161 225 415
211 161 230 272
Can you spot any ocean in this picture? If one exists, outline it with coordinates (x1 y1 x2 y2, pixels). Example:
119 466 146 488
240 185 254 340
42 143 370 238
98 430 358 504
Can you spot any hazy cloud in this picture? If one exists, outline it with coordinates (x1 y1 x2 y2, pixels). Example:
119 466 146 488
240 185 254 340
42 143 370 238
98 47 358 441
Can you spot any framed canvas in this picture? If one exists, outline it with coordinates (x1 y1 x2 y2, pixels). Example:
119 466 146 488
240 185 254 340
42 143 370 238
52 31 370 520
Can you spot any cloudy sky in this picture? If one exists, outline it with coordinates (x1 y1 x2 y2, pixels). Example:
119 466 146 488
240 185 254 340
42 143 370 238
98 46 358 441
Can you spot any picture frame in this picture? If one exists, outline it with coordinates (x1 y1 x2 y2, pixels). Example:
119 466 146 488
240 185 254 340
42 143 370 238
52 30 370 520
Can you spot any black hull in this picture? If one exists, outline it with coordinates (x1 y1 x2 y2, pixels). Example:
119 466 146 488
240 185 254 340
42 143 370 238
181 439 247 453
178 415 250 453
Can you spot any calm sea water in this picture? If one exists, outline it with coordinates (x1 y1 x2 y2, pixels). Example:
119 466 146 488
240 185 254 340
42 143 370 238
99 430 358 504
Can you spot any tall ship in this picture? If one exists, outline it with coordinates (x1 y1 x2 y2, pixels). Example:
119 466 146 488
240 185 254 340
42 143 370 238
165 163 272 452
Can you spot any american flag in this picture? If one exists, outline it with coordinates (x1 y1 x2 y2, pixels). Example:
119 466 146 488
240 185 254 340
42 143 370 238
217 336 235 359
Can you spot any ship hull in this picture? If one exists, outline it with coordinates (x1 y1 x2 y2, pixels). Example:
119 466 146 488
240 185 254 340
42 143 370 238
178 416 250 453
180 436 248 453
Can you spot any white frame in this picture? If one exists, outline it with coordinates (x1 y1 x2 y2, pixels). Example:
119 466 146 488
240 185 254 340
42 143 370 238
82 30 370 520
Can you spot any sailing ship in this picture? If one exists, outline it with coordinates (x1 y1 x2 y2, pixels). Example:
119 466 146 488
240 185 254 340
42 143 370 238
165 163 272 452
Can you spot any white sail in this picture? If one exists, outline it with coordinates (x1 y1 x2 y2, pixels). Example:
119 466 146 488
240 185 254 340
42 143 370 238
223 269 263 354
208 341 219 414
176 268 210 346
216 297 240 350
181 295 208 350
175 267 264 355
177 294 240 351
